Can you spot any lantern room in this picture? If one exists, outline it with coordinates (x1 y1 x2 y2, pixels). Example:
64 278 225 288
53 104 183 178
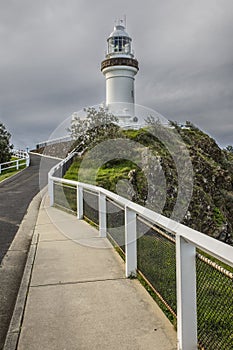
107 23 133 57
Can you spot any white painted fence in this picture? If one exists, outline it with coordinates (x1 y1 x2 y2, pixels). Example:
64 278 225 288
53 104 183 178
0 149 30 174
48 153 233 350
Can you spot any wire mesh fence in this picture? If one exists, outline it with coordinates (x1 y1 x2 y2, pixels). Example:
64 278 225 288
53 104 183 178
53 182 77 213
83 189 99 225
136 215 233 349
136 217 177 322
196 252 233 350
106 198 125 252
61 155 75 177
53 153 76 178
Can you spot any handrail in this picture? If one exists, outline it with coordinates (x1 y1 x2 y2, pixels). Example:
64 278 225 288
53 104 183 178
49 164 233 268
36 135 71 149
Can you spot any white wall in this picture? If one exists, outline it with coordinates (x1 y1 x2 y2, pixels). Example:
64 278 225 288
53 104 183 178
103 66 138 119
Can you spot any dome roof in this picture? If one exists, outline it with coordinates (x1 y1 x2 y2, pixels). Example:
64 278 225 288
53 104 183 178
109 24 131 39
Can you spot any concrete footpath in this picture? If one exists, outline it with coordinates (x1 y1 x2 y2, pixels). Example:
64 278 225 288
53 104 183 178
5 194 177 350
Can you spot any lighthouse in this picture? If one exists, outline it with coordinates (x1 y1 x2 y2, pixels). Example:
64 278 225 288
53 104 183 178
101 20 139 126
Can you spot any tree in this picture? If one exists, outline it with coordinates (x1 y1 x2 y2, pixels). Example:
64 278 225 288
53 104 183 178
0 122 13 163
68 106 120 151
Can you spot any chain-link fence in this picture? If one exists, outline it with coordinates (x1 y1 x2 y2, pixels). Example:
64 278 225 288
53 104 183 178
196 252 233 350
136 217 177 323
53 183 100 226
136 218 233 349
83 189 99 226
53 154 76 178
106 198 125 252
53 181 77 213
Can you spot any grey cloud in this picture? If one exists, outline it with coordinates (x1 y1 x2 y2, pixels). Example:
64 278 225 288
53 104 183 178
0 0 233 148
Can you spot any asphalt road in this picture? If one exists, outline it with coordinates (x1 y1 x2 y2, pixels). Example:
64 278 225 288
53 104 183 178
0 153 59 349
0 154 59 262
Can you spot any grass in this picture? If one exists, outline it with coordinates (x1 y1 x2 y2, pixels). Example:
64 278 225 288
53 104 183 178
0 169 21 182
137 273 177 328
0 158 26 182
64 157 135 185
64 157 147 205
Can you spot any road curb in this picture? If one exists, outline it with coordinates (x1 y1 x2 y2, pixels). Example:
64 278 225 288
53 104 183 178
3 188 46 350
29 151 63 160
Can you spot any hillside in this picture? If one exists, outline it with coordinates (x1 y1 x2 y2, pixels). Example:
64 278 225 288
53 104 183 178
64 122 233 245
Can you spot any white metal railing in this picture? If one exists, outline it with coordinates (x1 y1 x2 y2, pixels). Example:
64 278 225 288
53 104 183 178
36 135 71 149
0 149 30 175
48 154 233 350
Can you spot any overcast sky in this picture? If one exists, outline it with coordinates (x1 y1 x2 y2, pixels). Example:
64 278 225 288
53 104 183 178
1 0 233 149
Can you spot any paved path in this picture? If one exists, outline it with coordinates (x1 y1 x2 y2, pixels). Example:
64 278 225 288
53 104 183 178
0 154 59 350
8 194 177 350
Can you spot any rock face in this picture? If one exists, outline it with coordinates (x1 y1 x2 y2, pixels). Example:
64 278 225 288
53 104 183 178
128 122 233 244
179 124 233 244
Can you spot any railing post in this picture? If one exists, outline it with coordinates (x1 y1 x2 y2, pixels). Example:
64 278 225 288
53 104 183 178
26 155 30 167
77 185 83 219
125 207 137 278
99 193 107 237
176 234 197 350
49 178 54 206
16 160 19 170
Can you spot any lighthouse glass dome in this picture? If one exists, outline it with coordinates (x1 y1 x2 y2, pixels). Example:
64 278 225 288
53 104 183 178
107 24 132 57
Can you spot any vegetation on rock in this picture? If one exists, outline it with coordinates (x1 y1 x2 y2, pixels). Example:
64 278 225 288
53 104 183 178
65 110 233 244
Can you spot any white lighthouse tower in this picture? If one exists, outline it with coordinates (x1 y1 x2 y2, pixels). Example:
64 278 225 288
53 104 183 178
101 20 139 126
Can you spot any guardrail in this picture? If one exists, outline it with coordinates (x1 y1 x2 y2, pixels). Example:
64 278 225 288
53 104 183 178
48 153 233 350
0 149 30 174
36 135 72 149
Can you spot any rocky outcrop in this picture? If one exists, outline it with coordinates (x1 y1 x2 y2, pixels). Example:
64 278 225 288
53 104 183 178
174 123 232 243
124 123 233 244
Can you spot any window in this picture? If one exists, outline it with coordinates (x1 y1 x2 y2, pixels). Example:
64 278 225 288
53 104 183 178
114 37 119 52
108 37 131 54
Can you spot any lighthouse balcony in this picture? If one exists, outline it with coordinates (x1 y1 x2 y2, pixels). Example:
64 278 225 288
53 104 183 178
101 57 139 71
